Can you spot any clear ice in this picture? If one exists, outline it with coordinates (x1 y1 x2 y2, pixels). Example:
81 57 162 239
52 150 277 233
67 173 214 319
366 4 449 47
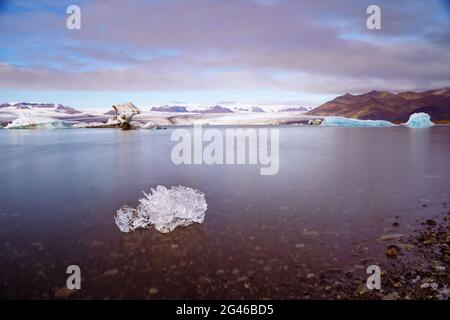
320 116 394 127
115 185 207 233
404 112 435 128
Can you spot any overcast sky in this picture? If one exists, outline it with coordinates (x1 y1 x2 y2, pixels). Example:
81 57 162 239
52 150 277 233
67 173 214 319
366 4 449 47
0 0 449 109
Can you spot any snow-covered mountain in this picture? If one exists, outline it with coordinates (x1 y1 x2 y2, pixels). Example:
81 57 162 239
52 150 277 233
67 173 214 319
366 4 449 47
279 106 308 112
250 106 265 113
234 106 266 113
0 102 81 114
104 110 119 115
148 105 269 113
150 105 189 112
191 105 233 113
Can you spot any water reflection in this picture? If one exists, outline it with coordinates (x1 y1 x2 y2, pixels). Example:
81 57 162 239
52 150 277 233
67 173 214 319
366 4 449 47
0 127 449 298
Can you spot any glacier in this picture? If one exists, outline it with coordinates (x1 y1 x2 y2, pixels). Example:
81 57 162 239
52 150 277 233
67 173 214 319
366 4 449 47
404 112 435 128
5 113 72 129
115 185 207 233
321 116 395 127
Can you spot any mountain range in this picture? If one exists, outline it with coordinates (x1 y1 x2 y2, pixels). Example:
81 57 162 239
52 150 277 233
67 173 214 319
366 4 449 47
235 107 266 113
150 105 189 112
149 105 234 113
0 102 81 114
307 88 450 123
280 107 308 112
191 105 234 113
2 88 450 122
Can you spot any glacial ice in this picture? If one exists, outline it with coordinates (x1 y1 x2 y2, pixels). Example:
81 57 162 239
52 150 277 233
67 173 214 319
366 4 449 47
404 112 435 128
5 113 72 129
71 121 109 128
115 185 207 233
107 102 141 129
112 102 140 115
321 116 394 127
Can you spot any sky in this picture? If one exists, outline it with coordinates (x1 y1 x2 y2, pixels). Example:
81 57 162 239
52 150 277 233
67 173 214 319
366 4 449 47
0 0 449 109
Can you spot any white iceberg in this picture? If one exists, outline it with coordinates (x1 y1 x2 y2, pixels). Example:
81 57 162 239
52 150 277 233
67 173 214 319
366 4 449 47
115 185 207 233
107 102 141 130
112 102 141 115
404 112 435 128
71 121 109 128
5 113 71 129
321 116 394 127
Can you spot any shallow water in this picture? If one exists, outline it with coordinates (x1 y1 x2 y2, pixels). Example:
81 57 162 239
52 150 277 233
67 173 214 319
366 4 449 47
0 126 449 299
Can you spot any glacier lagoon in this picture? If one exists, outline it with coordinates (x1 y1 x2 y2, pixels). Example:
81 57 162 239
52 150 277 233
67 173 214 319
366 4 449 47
0 126 449 299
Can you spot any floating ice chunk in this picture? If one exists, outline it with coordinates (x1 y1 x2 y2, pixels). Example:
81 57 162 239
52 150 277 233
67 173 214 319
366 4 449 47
5 113 71 129
112 102 140 115
115 185 207 233
115 206 151 233
321 116 394 127
107 102 141 130
138 186 207 233
71 122 109 128
404 112 435 128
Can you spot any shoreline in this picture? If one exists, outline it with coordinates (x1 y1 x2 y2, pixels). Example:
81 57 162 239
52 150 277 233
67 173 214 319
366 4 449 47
3 202 448 300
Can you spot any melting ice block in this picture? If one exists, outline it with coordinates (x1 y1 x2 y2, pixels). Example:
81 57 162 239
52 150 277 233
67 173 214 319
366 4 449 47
115 185 207 233
404 112 435 128
321 116 394 127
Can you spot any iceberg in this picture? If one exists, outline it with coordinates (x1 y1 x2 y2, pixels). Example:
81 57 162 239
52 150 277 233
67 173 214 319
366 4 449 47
321 116 394 127
71 121 110 128
112 102 140 115
115 185 207 233
106 102 141 130
404 112 435 128
5 113 71 129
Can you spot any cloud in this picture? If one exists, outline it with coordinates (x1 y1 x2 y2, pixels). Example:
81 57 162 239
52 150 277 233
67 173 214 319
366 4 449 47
0 0 449 97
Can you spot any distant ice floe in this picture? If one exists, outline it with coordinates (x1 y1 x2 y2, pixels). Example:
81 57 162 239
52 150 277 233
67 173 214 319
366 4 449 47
71 122 108 128
115 186 207 234
321 116 395 127
404 112 435 128
5 113 71 129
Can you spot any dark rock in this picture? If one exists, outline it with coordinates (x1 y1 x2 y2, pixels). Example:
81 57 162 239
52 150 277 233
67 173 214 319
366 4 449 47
386 245 401 258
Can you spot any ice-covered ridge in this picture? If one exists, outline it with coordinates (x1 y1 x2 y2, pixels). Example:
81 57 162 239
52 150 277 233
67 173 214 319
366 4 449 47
404 112 435 128
5 113 72 129
115 185 207 233
321 116 395 127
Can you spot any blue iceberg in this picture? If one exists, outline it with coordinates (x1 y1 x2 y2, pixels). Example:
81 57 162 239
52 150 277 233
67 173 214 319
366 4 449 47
404 112 435 128
321 116 395 127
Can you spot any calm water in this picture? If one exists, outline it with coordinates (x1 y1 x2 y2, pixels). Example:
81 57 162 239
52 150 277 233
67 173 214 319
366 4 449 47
0 126 449 299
